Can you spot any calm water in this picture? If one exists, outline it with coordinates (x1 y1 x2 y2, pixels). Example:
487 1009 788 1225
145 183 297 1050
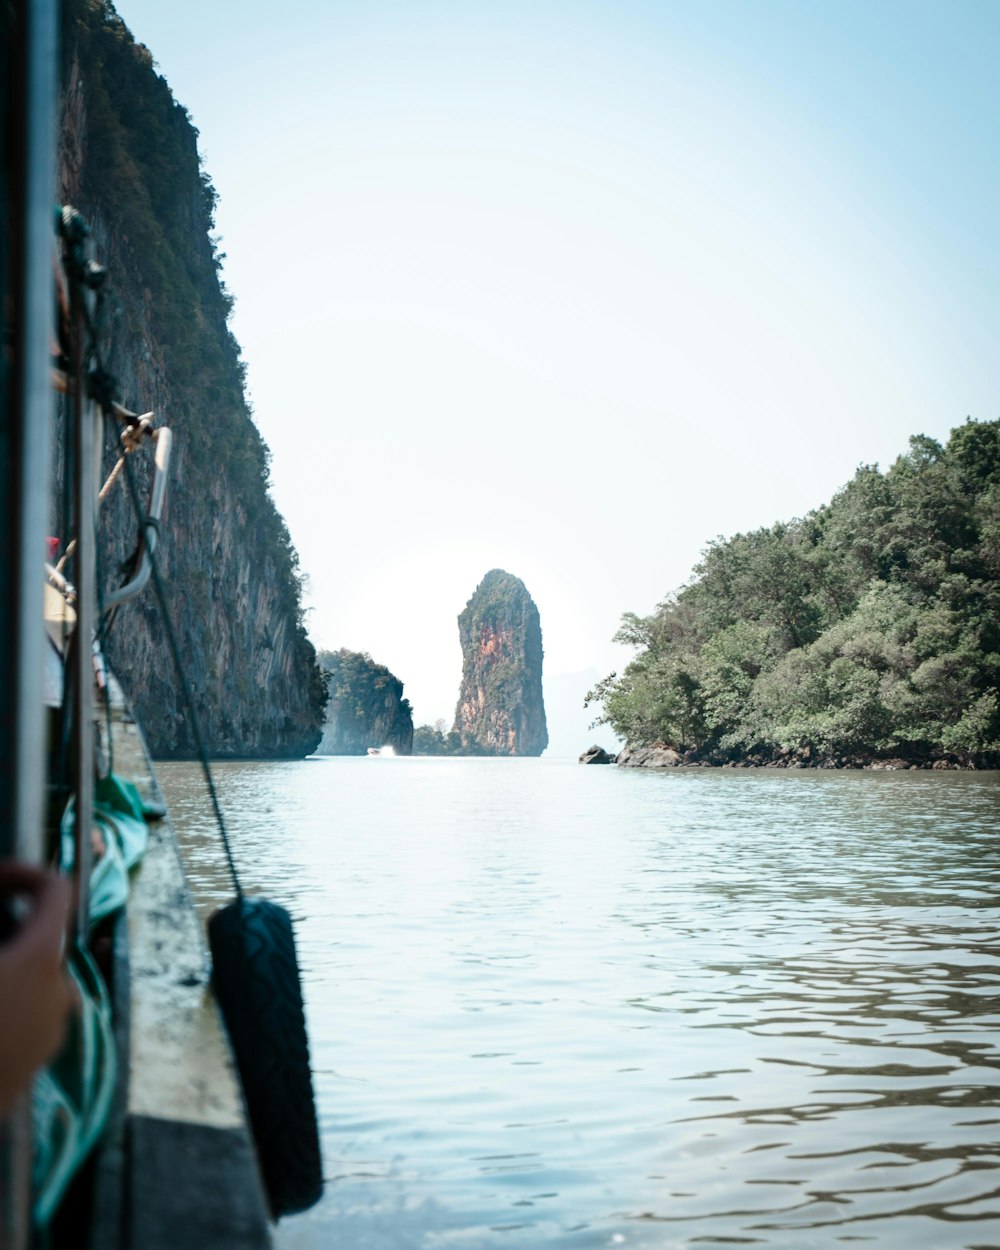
157 758 1000 1250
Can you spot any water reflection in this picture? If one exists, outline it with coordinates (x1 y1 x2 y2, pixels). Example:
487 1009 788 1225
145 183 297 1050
158 760 1000 1248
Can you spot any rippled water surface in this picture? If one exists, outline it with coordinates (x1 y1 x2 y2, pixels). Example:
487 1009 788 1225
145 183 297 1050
157 758 1000 1250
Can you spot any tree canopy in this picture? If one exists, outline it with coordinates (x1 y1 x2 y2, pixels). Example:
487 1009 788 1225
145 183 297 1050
588 420 1000 766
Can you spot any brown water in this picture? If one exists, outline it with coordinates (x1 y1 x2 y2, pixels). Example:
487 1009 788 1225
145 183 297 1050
158 758 1000 1250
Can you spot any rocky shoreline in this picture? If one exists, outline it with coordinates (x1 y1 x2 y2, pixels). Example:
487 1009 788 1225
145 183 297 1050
581 743 992 771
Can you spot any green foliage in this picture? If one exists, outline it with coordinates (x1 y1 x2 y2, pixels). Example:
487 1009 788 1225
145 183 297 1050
413 720 464 756
317 650 407 714
588 420 1000 764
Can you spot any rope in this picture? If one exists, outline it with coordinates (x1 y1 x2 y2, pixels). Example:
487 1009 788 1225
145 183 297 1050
53 455 126 574
110 413 243 899
53 540 74 575
98 456 126 501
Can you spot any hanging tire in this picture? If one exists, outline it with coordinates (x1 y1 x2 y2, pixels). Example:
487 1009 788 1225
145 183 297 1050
208 897 323 1218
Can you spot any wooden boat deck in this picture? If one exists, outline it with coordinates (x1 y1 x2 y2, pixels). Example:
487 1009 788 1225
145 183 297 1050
88 681 273 1249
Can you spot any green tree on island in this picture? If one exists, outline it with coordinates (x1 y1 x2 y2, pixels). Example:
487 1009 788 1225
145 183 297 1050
412 719 464 756
588 419 1000 767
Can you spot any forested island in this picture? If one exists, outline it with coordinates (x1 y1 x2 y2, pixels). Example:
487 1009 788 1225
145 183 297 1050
316 651 413 755
588 420 1000 769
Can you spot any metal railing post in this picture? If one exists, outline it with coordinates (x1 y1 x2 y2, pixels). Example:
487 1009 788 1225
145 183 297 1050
0 0 58 1244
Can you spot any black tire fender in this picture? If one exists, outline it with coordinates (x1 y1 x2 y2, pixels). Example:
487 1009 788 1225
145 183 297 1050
208 897 323 1217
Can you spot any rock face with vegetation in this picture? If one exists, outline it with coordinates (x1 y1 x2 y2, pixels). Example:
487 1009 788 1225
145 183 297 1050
316 650 413 755
453 570 548 756
589 420 1000 769
59 0 325 757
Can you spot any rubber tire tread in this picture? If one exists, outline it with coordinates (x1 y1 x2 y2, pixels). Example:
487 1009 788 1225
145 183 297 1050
209 898 323 1217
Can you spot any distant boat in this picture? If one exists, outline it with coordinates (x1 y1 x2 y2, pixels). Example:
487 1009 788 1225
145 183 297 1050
367 745 396 758
367 747 380 756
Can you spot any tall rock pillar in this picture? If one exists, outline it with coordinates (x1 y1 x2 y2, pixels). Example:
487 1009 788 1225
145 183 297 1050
453 569 548 756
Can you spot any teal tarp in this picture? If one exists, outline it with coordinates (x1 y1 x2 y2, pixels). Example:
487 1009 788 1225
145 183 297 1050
60 774 149 926
35 773 151 1227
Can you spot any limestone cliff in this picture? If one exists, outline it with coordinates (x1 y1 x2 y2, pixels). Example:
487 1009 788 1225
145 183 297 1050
58 0 325 757
453 570 548 756
316 651 413 755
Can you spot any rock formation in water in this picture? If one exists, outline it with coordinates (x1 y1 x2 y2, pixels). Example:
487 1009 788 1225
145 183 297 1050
57 1 325 758
579 745 616 765
317 651 413 755
453 570 548 756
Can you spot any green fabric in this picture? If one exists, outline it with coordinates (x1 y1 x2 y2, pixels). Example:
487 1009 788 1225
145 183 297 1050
60 774 150 925
60 805 127 926
32 944 116 1228
33 775 151 1223
89 812 130 921
99 803 149 874
96 772 151 872
96 771 147 824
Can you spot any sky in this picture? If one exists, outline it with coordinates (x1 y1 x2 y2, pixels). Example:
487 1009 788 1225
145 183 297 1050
113 0 1000 754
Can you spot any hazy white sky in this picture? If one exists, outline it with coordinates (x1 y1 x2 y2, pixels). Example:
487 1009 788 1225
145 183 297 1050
114 0 999 752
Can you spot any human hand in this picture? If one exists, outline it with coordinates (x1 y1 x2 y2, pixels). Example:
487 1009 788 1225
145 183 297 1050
0 864 74 1118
